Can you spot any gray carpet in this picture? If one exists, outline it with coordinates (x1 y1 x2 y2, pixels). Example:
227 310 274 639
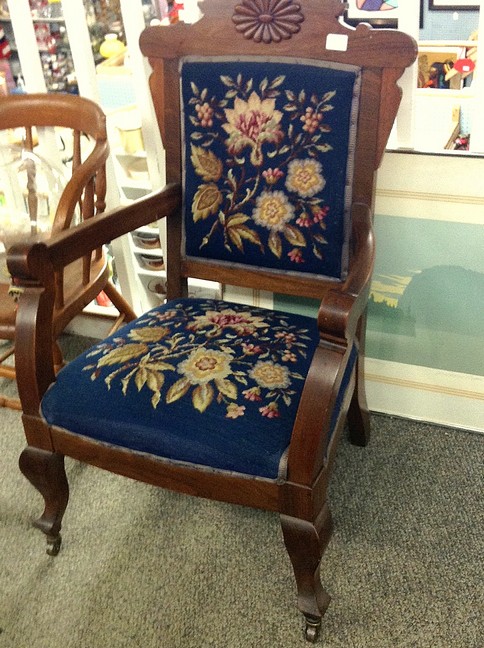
0 336 483 647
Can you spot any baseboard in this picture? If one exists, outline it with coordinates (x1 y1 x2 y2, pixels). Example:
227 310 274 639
365 358 484 433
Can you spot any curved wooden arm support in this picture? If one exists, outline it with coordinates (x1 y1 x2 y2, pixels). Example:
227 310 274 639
51 140 110 233
285 203 374 489
317 202 374 345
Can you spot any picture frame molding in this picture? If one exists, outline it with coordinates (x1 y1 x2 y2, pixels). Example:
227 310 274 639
428 0 480 10
345 1 399 27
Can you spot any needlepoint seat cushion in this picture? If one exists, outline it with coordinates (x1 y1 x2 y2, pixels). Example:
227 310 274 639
41 298 354 480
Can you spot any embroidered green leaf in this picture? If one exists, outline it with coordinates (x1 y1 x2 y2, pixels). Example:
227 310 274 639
166 377 191 404
228 227 244 252
192 383 214 412
238 225 263 251
151 391 161 409
312 244 323 260
97 344 148 367
191 145 223 181
284 224 306 247
220 75 235 87
227 213 250 227
147 370 165 408
147 361 176 372
270 75 285 89
316 144 332 153
268 231 282 258
216 378 237 400
313 234 328 244
190 81 199 95
322 90 336 103
135 366 148 391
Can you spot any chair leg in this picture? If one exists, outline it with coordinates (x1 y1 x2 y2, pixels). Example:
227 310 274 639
103 280 137 324
18 447 69 556
53 341 65 373
281 504 333 642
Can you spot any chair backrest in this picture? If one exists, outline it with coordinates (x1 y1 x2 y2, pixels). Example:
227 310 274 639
0 93 110 332
140 0 416 301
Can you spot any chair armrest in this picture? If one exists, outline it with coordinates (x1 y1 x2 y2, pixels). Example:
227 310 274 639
317 202 375 344
7 183 181 283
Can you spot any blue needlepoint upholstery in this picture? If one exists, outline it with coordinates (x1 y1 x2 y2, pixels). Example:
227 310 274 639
41 299 354 479
181 58 360 279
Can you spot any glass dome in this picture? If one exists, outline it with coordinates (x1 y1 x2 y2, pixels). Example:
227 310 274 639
0 145 66 282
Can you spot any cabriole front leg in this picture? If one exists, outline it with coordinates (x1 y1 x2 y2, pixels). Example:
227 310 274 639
19 446 69 556
281 506 333 642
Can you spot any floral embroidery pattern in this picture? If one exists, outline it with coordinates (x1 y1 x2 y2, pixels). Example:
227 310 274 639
186 68 340 266
82 301 314 418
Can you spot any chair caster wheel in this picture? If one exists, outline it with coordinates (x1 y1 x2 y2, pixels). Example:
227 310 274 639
304 617 321 643
46 534 62 556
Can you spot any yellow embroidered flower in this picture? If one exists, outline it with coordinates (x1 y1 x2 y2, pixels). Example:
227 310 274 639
192 183 223 221
249 361 290 389
285 159 326 198
223 91 283 166
178 348 232 385
252 190 294 232
188 308 268 336
226 403 246 419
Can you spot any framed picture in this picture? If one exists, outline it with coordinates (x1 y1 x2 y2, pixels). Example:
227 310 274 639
346 0 399 26
429 0 479 9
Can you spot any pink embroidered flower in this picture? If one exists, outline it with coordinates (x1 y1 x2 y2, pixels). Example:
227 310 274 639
242 386 262 402
300 106 323 134
242 342 263 355
282 351 297 362
288 247 304 263
195 102 214 128
223 92 283 166
312 205 329 223
188 308 267 337
262 167 284 185
226 403 246 419
296 212 312 228
259 402 280 418
275 331 297 346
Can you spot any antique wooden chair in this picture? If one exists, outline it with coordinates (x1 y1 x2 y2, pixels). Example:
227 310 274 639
0 93 136 409
8 1 416 641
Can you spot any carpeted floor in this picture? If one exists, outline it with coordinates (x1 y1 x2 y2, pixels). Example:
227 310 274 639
0 337 483 648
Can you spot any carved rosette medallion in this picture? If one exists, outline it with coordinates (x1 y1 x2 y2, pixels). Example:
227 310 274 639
232 0 304 44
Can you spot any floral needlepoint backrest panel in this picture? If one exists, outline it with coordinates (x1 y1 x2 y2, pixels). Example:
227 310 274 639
181 58 361 280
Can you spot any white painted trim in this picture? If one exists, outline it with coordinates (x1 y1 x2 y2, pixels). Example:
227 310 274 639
365 358 484 433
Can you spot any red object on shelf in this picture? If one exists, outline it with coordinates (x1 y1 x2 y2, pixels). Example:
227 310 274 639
0 27 11 60
454 58 475 75
95 290 113 308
